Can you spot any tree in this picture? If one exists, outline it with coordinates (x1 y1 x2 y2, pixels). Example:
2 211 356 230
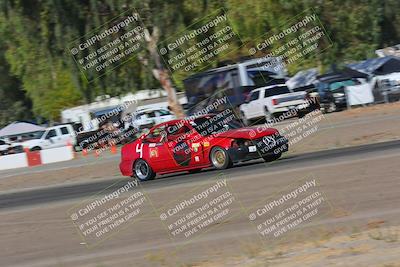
1 0 400 123
143 27 185 118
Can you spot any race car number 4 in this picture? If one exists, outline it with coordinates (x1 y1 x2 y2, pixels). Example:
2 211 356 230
136 143 144 158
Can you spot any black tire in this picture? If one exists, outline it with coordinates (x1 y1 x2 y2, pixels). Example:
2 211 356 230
328 102 337 113
133 159 155 181
262 153 282 162
30 146 42 151
188 168 202 174
210 146 233 170
264 107 273 122
241 111 251 126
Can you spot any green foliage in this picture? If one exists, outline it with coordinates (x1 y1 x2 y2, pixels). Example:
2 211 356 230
0 0 399 123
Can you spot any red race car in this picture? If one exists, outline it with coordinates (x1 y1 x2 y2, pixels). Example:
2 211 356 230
120 114 288 181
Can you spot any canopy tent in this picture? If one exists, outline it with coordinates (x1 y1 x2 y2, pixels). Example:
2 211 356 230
287 67 369 92
317 67 369 83
0 122 45 138
347 56 400 76
375 44 400 58
286 68 319 90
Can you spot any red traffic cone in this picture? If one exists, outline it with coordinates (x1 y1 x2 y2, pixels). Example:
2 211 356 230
110 144 117 154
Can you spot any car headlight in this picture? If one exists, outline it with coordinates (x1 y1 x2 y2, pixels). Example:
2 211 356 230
333 93 345 98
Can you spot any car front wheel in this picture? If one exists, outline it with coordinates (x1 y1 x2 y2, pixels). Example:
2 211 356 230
210 146 233 170
133 159 155 181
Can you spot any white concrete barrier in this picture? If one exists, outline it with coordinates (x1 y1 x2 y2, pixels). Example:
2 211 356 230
40 146 75 164
0 153 28 170
0 146 75 171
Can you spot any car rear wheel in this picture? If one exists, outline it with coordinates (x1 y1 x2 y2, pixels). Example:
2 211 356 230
323 102 337 113
298 111 305 118
210 146 233 170
133 159 155 181
262 153 282 162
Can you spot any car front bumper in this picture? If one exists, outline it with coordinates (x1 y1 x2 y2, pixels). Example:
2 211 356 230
272 102 317 116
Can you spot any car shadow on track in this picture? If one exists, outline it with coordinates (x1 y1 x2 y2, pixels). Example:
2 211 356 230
150 156 294 183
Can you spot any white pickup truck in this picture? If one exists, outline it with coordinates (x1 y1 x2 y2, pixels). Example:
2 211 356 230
126 108 176 130
240 84 316 124
22 124 76 151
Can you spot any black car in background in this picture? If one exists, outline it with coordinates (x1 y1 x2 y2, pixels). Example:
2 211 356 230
0 139 24 155
315 68 369 112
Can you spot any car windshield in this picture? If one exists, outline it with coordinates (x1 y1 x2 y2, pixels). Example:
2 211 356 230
191 114 242 136
158 109 170 116
247 70 276 88
264 86 291 97
136 112 148 119
318 80 357 92
26 131 45 140
329 80 356 91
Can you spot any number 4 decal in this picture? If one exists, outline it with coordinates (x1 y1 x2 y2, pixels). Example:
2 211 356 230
136 143 144 158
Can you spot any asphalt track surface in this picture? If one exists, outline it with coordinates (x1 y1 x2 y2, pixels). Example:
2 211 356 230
1 139 399 210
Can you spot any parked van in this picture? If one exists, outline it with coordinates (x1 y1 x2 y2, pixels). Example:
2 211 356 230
183 57 287 115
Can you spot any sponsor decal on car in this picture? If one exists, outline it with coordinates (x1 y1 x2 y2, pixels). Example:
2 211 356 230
150 148 159 158
192 143 200 152
262 136 277 148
